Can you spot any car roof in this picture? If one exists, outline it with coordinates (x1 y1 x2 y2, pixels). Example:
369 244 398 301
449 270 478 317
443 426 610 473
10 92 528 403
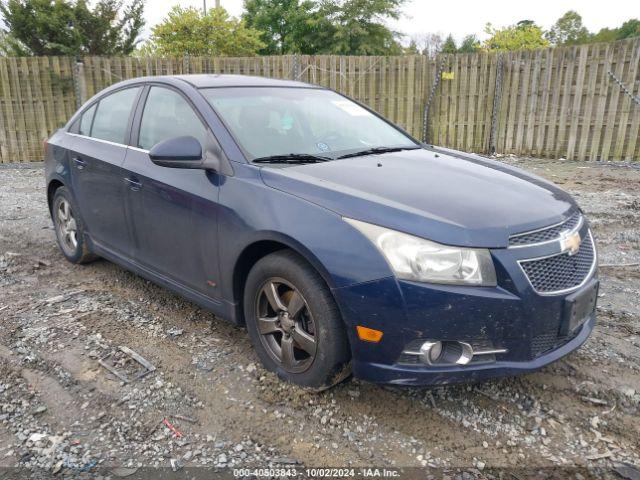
107 74 317 90
174 74 316 89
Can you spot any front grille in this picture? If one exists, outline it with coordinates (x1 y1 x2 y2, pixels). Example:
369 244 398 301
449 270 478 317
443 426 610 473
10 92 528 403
510 212 581 247
520 231 595 294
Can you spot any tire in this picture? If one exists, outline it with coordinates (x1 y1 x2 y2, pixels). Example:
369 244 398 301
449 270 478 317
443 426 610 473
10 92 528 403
244 250 351 390
51 186 97 264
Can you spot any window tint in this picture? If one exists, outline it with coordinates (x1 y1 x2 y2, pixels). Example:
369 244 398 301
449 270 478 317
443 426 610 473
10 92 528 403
79 104 96 136
138 87 208 151
91 87 140 144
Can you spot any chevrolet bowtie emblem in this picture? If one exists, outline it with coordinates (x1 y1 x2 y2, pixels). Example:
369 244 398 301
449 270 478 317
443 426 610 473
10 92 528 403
559 230 581 255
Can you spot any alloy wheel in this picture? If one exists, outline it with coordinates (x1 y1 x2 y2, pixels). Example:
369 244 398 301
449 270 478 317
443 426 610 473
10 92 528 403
55 199 78 254
255 277 317 373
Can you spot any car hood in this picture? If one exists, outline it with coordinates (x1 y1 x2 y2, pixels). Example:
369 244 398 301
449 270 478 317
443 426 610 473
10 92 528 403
259 147 577 248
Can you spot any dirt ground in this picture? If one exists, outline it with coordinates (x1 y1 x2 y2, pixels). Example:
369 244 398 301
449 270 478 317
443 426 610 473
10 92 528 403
0 158 639 479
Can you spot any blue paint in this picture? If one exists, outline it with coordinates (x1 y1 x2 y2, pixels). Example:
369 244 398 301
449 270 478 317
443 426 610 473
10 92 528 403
45 75 598 386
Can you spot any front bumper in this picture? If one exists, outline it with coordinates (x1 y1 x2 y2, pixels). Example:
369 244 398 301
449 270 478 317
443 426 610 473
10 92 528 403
351 312 595 386
332 270 597 386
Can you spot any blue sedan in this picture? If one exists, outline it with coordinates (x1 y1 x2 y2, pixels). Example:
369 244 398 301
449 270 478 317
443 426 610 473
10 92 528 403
44 74 598 389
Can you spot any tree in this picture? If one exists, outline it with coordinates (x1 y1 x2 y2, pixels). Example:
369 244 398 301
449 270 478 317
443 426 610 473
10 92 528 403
404 39 419 54
441 34 457 53
0 0 145 56
325 0 405 55
410 32 443 57
242 0 405 55
458 34 480 53
242 0 331 54
142 6 264 57
483 22 549 51
592 18 640 42
617 19 640 39
0 29 29 55
546 10 590 45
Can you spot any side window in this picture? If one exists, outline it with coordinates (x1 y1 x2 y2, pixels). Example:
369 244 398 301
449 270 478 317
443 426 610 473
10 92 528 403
91 87 141 144
138 87 208 151
79 103 96 136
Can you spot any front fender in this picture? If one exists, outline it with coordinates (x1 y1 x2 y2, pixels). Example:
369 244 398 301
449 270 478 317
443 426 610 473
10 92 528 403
217 163 395 302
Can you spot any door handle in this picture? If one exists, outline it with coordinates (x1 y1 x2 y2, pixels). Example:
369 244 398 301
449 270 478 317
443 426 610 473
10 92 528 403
72 157 86 169
124 177 142 191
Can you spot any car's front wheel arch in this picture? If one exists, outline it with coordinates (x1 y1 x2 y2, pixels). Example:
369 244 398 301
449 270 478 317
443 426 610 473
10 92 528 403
232 235 340 326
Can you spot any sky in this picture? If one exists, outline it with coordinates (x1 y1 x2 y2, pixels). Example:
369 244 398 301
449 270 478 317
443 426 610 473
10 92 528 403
142 0 638 43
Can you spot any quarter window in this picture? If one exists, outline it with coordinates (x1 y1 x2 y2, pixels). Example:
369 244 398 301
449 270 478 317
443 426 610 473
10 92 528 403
79 104 96 136
138 87 208 151
91 87 141 144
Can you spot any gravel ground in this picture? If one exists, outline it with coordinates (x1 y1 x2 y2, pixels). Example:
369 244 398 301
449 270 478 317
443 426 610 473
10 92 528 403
0 158 639 479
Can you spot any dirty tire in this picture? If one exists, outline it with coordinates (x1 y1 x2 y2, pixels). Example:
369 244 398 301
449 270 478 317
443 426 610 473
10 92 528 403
244 250 351 390
52 186 97 264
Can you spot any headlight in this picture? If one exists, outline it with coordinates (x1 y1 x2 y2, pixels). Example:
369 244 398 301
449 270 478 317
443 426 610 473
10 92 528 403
344 218 497 286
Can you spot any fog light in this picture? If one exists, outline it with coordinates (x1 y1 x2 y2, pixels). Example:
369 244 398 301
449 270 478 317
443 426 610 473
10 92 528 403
399 339 507 366
419 341 443 365
420 340 474 365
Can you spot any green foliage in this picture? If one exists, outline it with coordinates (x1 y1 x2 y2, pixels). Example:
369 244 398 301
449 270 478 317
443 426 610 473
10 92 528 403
0 29 29 55
325 0 404 55
617 19 640 39
458 34 480 53
0 0 145 56
242 0 404 55
546 10 590 45
441 34 456 54
242 0 330 54
404 39 420 54
483 22 549 51
141 6 264 57
592 18 640 42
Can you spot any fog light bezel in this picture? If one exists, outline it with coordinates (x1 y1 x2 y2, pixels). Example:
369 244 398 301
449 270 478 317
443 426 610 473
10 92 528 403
419 340 475 366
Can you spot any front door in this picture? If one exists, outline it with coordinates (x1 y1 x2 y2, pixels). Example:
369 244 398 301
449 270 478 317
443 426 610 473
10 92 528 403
123 85 222 297
69 87 141 257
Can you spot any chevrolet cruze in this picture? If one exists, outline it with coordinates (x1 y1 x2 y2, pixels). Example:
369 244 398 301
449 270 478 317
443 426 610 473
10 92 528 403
45 75 598 389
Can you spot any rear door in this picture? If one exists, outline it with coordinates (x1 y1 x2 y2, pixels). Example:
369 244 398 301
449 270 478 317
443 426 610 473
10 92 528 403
122 85 222 296
68 86 142 257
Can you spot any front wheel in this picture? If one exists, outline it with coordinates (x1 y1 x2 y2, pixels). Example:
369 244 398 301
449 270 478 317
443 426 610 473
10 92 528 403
243 250 351 390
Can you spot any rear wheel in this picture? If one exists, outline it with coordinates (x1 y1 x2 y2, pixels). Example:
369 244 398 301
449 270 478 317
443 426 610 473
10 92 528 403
244 250 351 390
52 186 96 264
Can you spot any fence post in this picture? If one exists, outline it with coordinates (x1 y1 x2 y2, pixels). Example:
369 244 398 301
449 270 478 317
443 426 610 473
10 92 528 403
488 54 504 155
73 57 87 109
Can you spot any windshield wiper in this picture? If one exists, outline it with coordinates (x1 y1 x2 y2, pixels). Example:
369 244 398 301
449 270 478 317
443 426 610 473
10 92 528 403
337 145 421 159
253 153 332 164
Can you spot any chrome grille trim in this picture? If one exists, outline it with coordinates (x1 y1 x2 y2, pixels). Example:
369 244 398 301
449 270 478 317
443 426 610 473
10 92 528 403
518 230 597 296
509 213 583 248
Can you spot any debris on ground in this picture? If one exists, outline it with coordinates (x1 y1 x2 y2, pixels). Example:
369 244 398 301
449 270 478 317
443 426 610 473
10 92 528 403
0 159 638 475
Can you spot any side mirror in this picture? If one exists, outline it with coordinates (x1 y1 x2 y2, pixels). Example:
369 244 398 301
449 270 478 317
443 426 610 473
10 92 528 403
149 136 219 171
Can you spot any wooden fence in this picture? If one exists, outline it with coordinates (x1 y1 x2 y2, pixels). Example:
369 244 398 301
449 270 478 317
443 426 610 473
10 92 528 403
1 37 639 163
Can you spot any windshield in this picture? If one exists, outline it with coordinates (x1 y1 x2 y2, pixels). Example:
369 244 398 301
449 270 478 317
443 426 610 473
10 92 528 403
200 87 417 160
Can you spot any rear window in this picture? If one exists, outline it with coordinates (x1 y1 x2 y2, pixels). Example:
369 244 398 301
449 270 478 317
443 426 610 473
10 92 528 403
91 87 140 144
